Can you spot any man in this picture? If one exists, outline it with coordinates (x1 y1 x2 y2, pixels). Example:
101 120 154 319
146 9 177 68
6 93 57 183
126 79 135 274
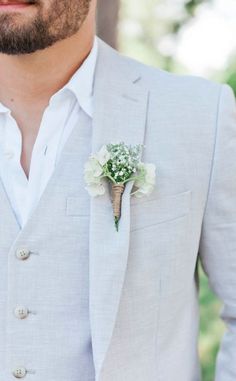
0 0 235 380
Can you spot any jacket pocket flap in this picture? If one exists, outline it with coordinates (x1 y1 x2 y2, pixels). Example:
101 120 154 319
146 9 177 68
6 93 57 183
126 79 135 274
130 190 192 231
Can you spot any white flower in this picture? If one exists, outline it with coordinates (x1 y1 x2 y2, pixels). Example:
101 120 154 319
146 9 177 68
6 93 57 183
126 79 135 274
84 157 103 178
85 183 106 197
84 157 106 197
93 145 111 166
133 162 156 198
143 163 156 184
133 183 154 198
84 171 101 185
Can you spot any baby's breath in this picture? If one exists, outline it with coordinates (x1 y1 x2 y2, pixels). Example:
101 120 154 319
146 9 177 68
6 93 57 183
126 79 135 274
84 141 156 231
105 142 143 184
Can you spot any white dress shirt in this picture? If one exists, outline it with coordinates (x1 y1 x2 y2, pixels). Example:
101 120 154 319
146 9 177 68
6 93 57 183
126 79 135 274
0 37 98 228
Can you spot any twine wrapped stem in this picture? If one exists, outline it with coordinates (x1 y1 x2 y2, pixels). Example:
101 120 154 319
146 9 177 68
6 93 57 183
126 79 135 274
112 183 125 231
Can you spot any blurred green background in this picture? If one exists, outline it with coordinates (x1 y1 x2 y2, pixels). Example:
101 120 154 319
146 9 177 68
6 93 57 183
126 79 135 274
97 1 236 380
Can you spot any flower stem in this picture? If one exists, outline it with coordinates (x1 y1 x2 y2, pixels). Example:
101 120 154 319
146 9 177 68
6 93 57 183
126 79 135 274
123 173 145 184
112 184 125 232
100 173 116 183
114 217 119 232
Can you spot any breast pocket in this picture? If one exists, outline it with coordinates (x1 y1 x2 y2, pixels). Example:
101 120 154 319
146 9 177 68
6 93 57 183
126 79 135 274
130 190 192 232
129 190 193 298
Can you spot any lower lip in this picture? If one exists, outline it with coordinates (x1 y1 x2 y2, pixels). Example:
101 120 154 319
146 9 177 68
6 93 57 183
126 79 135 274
0 3 32 10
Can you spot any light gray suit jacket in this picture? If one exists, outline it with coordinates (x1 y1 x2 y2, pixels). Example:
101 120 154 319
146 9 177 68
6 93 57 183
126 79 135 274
89 38 236 381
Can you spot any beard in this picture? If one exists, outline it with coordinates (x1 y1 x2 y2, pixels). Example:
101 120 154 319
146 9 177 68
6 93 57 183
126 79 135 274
0 0 92 55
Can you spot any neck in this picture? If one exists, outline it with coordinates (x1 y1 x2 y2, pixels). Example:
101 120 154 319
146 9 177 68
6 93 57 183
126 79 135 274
0 16 95 108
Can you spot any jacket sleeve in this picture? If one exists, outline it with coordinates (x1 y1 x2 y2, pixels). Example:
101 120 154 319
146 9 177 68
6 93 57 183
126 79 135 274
199 84 236 381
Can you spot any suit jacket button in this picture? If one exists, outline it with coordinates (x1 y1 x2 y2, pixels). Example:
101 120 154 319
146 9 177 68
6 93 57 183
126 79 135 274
12 367 27 378
16 248 31 260
14 306 29 319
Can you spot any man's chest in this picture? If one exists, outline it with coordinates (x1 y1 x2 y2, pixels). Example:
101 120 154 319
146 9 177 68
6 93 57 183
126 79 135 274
0 99 87 228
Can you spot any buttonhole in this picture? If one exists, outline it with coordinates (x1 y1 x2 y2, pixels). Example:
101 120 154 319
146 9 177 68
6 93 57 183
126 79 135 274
27 369 36 375
31 251 40 256
29 310 37 315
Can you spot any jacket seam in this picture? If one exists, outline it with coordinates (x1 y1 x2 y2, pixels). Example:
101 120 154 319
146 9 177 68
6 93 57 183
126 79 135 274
201 84 224 222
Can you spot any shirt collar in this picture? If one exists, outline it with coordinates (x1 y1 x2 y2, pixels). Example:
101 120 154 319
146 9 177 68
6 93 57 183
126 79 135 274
62 35 98 117
0 100 9 114
0 36 98 117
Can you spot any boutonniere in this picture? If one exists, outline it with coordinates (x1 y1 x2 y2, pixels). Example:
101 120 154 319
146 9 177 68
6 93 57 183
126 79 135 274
84 142 156 231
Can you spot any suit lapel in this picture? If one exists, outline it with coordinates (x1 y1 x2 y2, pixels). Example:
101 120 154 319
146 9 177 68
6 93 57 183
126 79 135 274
89 38 149 379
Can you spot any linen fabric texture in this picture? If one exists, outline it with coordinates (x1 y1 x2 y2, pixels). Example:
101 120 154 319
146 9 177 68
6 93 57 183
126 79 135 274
0 37 235 381
0 111 95 380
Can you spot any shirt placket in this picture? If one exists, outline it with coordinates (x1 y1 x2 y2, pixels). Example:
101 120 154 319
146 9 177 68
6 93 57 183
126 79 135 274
26 92 75 224
2 113 29 228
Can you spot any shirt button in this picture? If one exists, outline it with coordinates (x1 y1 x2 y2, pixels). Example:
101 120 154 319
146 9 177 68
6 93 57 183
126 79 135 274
14 306 29 320
12 366 27 378
15 248 31 260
